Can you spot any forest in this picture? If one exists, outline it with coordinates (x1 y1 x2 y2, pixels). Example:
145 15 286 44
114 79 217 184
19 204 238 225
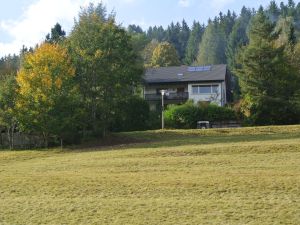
1 0 300 148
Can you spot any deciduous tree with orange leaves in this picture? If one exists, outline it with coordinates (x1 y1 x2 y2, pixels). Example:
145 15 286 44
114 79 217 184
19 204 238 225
16 43 82 147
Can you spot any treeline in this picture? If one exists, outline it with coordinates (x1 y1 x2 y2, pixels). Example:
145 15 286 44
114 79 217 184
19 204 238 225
127 0 300 125
128 0 300 68
0 3 148 149
1 1 300 149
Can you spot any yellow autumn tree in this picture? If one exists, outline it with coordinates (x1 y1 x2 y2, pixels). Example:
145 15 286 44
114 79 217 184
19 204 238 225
16 43 81 147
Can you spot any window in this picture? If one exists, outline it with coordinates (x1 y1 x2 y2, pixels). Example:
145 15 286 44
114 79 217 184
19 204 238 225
191 84 219 94
212 85 219 93
192 86 198 94
199 85 211 94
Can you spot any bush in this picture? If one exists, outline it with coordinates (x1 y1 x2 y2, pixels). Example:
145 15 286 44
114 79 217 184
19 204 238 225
164 101 237 129
112 97 150 132
164 101 199 129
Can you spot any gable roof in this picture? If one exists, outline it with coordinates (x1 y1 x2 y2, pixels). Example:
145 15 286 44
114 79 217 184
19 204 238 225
144 64 227 84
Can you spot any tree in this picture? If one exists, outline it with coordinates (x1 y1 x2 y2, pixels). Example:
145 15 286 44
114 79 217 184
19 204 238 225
274 16 296 48
0 54 20 79
0 75 18 149
178 19 190 62
45 23 66 44
128 24 144 34
184 21 204 65
226 7 252 70
142 39 159 67
151 42 180 67
16 43 81 147
147 26 166 42
266 1 281 23
67 3 143 136
196 22 227 65
235 9 300 125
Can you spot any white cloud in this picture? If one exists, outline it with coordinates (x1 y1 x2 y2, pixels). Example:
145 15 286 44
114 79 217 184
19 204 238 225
0 0 141 57
178 0 190 8
0 0 87 57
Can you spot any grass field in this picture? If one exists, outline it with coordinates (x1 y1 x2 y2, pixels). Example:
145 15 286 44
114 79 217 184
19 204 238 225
0 125 300 225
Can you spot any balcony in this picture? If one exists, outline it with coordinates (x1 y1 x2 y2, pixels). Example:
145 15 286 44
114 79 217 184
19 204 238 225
145 92 189 101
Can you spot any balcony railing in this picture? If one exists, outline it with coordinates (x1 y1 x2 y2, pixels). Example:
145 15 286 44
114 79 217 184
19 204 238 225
145 92 189 101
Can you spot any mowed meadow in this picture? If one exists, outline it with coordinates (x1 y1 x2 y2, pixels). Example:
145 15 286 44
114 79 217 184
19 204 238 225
0 126 300 225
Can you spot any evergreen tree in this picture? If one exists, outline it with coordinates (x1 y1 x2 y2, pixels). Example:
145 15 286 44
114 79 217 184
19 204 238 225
184 21 204 65
226 7 252 70
235 9 299 125
266 1 281 23
127 24 144 34
178 19 190 62
196 22 227 65
166 22 181 60
147 26 166 42
274 16 297 48
45 23 66 44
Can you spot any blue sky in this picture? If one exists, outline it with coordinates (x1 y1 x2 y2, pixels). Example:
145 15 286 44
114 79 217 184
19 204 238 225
0 0 290 57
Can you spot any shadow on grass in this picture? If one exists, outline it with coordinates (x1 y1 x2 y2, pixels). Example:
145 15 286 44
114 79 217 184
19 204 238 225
65 126 300 153
2 125 300 153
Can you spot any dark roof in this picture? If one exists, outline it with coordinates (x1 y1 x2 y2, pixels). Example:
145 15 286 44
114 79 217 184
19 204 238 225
144 64 227 84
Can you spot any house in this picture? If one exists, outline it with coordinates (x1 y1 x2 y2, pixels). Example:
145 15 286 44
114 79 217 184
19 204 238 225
143 64 232 110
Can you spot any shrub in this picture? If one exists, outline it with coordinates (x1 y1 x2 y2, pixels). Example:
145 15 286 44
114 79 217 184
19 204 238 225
164 101 237 129
112 97 150 132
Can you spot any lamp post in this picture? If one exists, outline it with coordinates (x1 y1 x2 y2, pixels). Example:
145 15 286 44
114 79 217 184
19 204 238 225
160 90 167 129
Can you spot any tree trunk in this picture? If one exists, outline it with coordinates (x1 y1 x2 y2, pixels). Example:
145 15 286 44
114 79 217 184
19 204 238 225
7 128 12 150
60 138 63 150
11 123 15 150
42 132 49 148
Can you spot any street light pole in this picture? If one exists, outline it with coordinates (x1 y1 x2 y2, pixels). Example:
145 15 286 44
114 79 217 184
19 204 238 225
160 90 166 129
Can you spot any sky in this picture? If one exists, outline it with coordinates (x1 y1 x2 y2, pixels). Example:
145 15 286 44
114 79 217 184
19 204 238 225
0 0 290 57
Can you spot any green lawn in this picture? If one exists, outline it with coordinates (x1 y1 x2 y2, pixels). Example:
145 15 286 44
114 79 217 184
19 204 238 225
1 126 300 225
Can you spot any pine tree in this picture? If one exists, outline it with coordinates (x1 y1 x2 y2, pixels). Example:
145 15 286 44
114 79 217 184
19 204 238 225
178 19 190 62
184 21 204 65
45 23 66 44
226 7 252 69
196 21 227 65
235 9 299 124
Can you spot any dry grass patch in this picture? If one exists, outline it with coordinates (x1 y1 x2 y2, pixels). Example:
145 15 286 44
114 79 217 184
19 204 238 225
0 125 300 224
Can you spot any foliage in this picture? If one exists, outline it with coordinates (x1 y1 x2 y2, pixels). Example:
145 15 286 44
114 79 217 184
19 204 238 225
0 75 18 149
151 42 180 67
142 39 159 67
67 3 143 136
235 9 300 125
0 55 19 78
112 96 150 132
16 43 81 146
165 21 190 62
184 21 204 65
164 101 236 129
196 22 227 65
45 23 66 44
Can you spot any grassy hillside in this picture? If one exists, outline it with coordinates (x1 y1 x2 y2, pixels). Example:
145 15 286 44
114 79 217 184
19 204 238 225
1 125 300 224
